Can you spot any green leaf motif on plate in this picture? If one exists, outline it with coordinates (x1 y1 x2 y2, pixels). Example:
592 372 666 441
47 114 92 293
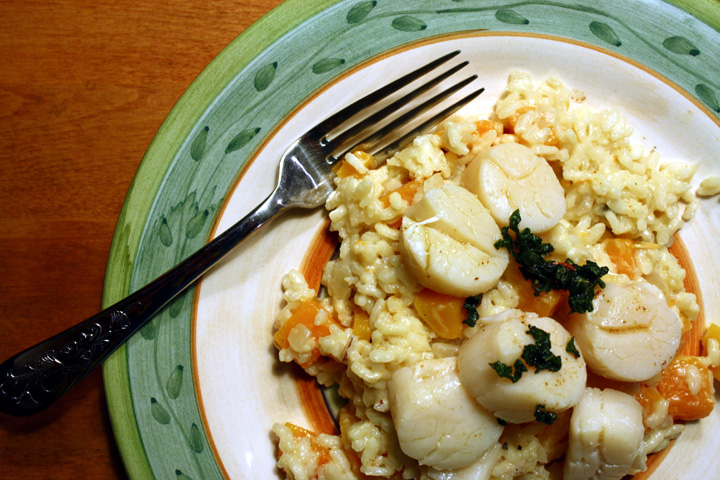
312 58 346 74
190 126 209 161
175 470 194 480
150 397 172 425
391 15 427 32
186 209 209 240
189 423 205 453
663 36 700 56
589 21 621 47
168 290 187 318
347 1 376 24
496 9 529 25
140 320 156 340
254 62 277 91
159 217 173 247
225 127 261 154
166 365 184 400
696 84 719 112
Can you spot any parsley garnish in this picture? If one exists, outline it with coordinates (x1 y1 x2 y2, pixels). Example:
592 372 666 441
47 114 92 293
534 404 557 425
489 325 561 382
489 359 527 383
566 337 581 358
522 325 562 373
494 210 609 314
463 294 483 327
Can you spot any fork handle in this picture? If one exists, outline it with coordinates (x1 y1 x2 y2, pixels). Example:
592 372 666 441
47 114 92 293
0 191 285 416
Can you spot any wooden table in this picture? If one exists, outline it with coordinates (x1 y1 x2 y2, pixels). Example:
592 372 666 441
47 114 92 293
0 1 285 477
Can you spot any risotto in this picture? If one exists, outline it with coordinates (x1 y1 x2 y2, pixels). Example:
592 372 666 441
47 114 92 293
271 71 717 480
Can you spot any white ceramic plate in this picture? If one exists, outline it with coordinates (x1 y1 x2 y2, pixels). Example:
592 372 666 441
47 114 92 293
103 1 720 479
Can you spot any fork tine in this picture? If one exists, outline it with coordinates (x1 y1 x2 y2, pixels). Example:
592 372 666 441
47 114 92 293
368 86 485 162
308 50 461 140
330 75 481 162
325 60 469 149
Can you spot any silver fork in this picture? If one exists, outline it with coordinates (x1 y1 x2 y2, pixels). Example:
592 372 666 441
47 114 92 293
0 51 483 416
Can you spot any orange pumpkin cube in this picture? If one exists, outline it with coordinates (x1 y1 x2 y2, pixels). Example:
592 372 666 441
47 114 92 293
413 288 467 339
273 299 341 367
656 355 715 421
603 238 637 278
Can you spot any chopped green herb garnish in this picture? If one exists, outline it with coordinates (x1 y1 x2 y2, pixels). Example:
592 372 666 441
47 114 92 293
489 359 527 383
463 294 483 327
534 404 557 425
566 337 581 358
522 325 562 373
490 325 561 383
494 210 609 314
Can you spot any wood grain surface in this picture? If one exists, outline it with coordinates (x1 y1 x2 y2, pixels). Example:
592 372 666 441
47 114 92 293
0 1 284 477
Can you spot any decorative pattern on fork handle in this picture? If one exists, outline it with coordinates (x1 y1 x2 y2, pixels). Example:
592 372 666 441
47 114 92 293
0 301 142 415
